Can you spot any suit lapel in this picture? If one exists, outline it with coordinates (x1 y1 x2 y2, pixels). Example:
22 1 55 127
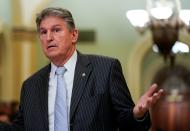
37 64 50 130
70 53 92 120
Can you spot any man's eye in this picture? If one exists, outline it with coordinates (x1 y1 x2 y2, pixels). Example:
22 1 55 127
53 28 61 32
40 30 47 35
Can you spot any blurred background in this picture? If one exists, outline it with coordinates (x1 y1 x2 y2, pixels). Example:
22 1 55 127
0 0 189 125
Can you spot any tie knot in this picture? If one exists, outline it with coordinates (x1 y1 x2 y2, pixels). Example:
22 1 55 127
56 67 66 75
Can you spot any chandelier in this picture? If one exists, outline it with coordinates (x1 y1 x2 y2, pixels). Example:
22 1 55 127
126 0 190 65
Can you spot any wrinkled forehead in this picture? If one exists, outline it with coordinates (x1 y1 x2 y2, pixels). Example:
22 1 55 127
40 16 66 27
40 15 65 25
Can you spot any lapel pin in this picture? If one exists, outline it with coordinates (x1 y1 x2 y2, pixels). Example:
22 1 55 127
82 73 86 77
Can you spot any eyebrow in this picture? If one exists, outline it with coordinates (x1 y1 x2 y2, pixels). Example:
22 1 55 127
40 24 62 30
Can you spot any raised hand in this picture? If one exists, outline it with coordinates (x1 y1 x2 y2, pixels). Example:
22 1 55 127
133 84 164 119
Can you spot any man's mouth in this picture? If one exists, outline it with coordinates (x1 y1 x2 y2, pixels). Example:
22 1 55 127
47 44 57 49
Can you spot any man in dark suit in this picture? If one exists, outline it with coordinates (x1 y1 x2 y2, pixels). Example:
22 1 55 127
0 7 163 131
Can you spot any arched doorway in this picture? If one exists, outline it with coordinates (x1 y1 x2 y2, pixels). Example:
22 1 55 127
127 32 190 102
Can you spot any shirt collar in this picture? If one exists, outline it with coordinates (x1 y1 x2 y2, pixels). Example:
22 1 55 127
64 50 77 73
50 50 77 77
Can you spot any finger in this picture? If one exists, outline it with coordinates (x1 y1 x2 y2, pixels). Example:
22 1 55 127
151 90 163 104
138 104 143 111
147 97 153 107
139 98 151 111
146 83 158 96
154 89 164 100
151 93 159 104
141 103 149 113
158 89 164 95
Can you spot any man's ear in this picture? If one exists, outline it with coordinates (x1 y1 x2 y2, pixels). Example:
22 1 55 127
71 29 79 43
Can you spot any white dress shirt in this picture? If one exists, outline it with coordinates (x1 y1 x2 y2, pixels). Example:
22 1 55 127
48 50 77 131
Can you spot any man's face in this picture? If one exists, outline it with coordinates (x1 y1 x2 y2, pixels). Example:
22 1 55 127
39 16 78 65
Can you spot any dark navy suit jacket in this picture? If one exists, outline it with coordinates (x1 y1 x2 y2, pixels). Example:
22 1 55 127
0 52 150 131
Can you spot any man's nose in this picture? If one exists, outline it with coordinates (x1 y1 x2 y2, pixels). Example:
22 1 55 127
47 31 53 41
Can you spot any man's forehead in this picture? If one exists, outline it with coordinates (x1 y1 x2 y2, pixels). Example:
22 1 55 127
39 17 66 28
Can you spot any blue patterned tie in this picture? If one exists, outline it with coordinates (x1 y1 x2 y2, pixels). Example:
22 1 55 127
54 67 68 131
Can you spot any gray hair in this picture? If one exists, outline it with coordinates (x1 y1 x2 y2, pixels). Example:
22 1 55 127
36 7 75 32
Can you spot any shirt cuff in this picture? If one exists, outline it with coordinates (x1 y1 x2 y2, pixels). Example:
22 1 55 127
135 111 149 122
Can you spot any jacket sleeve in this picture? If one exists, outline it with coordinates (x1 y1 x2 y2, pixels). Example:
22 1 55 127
109 59 151 131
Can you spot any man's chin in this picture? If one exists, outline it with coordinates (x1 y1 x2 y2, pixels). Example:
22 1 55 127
46 54 58 61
